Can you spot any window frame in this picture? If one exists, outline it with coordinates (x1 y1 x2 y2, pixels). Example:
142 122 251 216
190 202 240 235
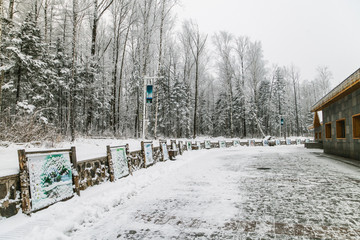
352 113 360 139
325 122 332 139
336 118 346 139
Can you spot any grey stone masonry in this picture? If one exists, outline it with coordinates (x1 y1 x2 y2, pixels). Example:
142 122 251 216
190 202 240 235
322 88 360 160
0 174 21 218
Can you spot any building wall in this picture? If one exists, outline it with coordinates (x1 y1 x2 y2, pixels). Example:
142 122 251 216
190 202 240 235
323 88 360 160
314 126 323 142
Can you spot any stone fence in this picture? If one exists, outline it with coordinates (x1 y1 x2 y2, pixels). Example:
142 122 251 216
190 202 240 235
0 138 304 218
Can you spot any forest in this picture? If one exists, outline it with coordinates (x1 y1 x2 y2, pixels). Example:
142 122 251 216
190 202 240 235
0 0 333 142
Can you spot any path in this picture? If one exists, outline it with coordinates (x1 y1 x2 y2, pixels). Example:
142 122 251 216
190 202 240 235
1 146 360 239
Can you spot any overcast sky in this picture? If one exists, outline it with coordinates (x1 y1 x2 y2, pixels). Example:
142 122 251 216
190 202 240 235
174 0 360 86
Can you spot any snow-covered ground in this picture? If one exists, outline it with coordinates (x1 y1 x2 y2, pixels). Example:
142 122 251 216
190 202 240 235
0 137 310 177
0 145 359 239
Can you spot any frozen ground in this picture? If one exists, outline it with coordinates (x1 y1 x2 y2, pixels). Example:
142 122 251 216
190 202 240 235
2 145 358 239
0 137 310 177
0 137 229 177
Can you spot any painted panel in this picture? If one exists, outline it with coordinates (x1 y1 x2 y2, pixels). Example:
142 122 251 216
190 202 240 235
233 140 240 147
144 143 154 166
111 147 129 179
27 153 73 211
187 141 192 151
162 143 169 161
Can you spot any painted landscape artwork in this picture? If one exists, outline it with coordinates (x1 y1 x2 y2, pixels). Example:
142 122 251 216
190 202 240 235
27 153 73 211
205 141 211 149
161 143 169 161
187 142 192 151
111 147 129 179
144 143 154 166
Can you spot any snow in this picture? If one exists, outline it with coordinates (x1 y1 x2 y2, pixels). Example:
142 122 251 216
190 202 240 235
0 137 289 177
1 145 359 239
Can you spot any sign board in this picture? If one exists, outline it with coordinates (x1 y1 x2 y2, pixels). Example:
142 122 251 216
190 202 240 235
197 141 201 150
146 85 153 103
111 147 129 179
249 140 255 147
205 140 211 149
275 139 281 146
286 139 292 145
263 139 269 146
233 140 240 147
187 141 192 151
296 139 301 145
179 141 184 154
171 141 177 151
219 141 226 148
305 139 310 143
161 142 169 161
144 142 154 166
27 153 73 212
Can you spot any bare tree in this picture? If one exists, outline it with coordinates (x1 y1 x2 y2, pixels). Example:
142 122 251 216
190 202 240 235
247 41 266 137
235 36 250 137
153 0 177 139
182 21 207 139
286 64 301 136
315 66 333 99
213 31 235 136
110 0 133 135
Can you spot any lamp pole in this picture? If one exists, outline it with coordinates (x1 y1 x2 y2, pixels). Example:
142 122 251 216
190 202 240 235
142 76 164 139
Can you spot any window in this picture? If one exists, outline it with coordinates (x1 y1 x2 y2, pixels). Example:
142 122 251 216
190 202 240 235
315 132 318 140
325 123 332 139
319 132 322 140
353 114 360 139
336 119 346 139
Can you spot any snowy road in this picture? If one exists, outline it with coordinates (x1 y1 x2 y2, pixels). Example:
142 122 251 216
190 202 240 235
1 146 360 239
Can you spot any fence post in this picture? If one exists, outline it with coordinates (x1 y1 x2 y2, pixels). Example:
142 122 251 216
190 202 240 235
141 141 146 167
106 145 115 182
70 146 80 196
18 149 31 214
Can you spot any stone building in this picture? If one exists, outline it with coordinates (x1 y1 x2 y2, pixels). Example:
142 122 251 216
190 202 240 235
311 68 360 160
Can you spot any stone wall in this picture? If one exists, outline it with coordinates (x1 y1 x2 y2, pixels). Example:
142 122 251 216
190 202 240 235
0 174 21 218
77 157 110 191
322 89 360 160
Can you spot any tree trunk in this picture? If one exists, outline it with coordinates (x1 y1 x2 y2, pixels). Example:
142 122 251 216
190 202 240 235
8 0 14 20
117 23 131 134
294 83 299 136
49 1 54 46
228 73 234 137
193 56 199 139
154 0 166 139
0 0 3 112
44 0 48 42
70 0 78 142
16 65 21 104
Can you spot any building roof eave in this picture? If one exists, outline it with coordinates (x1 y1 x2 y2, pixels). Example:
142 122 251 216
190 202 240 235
311 68 360 112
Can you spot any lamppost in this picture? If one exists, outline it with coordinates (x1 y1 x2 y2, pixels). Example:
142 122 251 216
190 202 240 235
142 76 163 139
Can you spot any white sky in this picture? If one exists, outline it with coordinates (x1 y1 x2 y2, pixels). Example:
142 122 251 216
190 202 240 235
174 0 360 86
